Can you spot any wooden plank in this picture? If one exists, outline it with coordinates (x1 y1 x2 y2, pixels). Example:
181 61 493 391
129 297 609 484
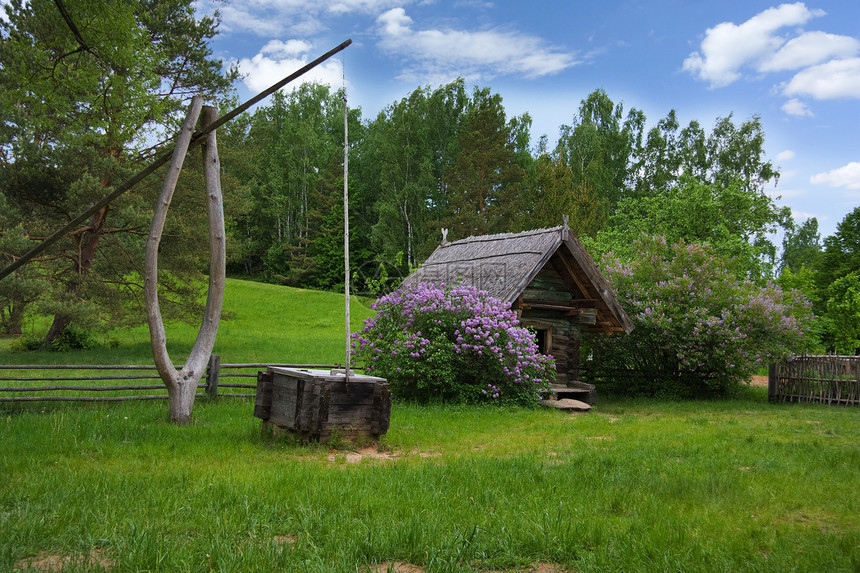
253 370 273 420
522 298 597 309
0 384 167 392
269 374 303 428
0 395 172 402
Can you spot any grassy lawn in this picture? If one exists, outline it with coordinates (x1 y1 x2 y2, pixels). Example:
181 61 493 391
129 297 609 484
0 278 376 365
1 280 858 571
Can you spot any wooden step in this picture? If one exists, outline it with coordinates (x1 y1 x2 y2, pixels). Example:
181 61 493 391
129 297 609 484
544 381 596 405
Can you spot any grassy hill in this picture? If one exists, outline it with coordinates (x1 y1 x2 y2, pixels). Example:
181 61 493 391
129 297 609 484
0 278 376 365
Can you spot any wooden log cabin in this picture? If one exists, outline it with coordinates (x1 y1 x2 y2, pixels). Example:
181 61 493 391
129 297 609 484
401 221 633 402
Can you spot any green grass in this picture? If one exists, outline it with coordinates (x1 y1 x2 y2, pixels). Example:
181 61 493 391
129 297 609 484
1 395 857 572
1 280 858 571
0 278 374 365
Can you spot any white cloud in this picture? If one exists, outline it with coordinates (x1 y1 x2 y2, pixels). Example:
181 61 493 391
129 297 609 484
260 39 314 58
376 8 578 82
238 42 346 94
781 98 814 116
810 161 860 189
213 0 408 36
327 0 406 15
791 208 821 221
758 31 859 72
683 2 825 87
782 57 860 99
776 150 796 161
683 3 860 116
218 5 292 36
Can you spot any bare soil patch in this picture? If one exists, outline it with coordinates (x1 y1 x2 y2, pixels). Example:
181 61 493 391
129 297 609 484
750 375 768 387
326 447 442 463
14 549 114 572
328 446 397 463
369 562 569 572
368 562 425 572
483 563 570 572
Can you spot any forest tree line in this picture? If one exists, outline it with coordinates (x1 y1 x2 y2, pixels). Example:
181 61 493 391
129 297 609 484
1 0 857 354
216 80 858 354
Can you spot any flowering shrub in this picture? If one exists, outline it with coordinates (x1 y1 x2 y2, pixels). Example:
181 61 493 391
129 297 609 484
589 235 814 398
351 283 555 405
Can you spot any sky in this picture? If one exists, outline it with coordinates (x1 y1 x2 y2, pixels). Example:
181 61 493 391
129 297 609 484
2 0 857 240
195 0 859 241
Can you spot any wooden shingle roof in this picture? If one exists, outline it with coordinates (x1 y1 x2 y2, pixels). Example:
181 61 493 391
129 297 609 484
402 225 633 335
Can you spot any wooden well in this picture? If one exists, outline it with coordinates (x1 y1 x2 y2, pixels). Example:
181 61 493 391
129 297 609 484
254 367 391 442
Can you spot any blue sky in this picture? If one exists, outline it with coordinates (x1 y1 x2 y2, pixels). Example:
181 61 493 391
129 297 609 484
200 0 859 241
3 1 854 239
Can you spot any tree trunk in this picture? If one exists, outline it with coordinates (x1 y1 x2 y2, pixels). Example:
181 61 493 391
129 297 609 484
2 301 26 336
166 371 201 423
145 98 225 425
43 204 110 345
44 314 70 344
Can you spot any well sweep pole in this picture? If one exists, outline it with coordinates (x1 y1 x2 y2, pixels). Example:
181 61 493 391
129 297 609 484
0 39 352 282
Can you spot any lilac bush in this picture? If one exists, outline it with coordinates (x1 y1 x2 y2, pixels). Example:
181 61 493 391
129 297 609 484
351 283 556 405
589 235 814 398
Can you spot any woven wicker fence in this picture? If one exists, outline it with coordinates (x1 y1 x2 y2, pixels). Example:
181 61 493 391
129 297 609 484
768 356 860 406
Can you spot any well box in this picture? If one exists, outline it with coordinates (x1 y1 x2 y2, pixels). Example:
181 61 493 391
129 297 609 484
254 367 391 442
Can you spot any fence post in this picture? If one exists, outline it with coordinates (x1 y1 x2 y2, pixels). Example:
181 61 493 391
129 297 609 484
206 354 221 399
768 362 778 403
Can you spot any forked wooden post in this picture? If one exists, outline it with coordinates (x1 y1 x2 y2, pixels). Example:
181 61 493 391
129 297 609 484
145 100 226 424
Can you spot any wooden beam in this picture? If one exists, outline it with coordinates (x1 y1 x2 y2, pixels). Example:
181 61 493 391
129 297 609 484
549 254 591 300
522 298 598 309
0 39 353 282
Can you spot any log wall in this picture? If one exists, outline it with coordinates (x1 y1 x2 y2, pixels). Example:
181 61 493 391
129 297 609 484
520 266 583 385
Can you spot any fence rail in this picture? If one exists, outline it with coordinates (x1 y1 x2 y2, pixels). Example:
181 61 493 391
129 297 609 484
769 355 860 406
0 356 349 403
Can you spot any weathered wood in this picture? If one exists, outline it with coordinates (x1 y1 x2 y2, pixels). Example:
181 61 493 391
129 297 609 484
0 364 173 370
206 353 221 399
522 298 597 309
253 370 273 420
0 375 163 382
0 395 171 402
0 39 353 283
145 102 226 424
255 368 391 442
771 356 859 406
145 97 203 395
0 384 168 392
401 225 632 335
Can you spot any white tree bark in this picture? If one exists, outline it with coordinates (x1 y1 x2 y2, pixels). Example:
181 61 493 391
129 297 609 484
144 97 226 424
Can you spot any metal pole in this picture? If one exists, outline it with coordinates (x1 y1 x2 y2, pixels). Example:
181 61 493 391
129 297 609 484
343 88 351 383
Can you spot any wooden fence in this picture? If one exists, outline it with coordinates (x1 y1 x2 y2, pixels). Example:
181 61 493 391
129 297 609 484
768 355 860 406
0 356 346 403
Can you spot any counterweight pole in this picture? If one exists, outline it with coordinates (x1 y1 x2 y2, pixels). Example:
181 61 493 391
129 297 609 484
0 39 353 282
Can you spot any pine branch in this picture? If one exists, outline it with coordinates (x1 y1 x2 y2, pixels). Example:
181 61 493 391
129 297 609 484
51 0 99 59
